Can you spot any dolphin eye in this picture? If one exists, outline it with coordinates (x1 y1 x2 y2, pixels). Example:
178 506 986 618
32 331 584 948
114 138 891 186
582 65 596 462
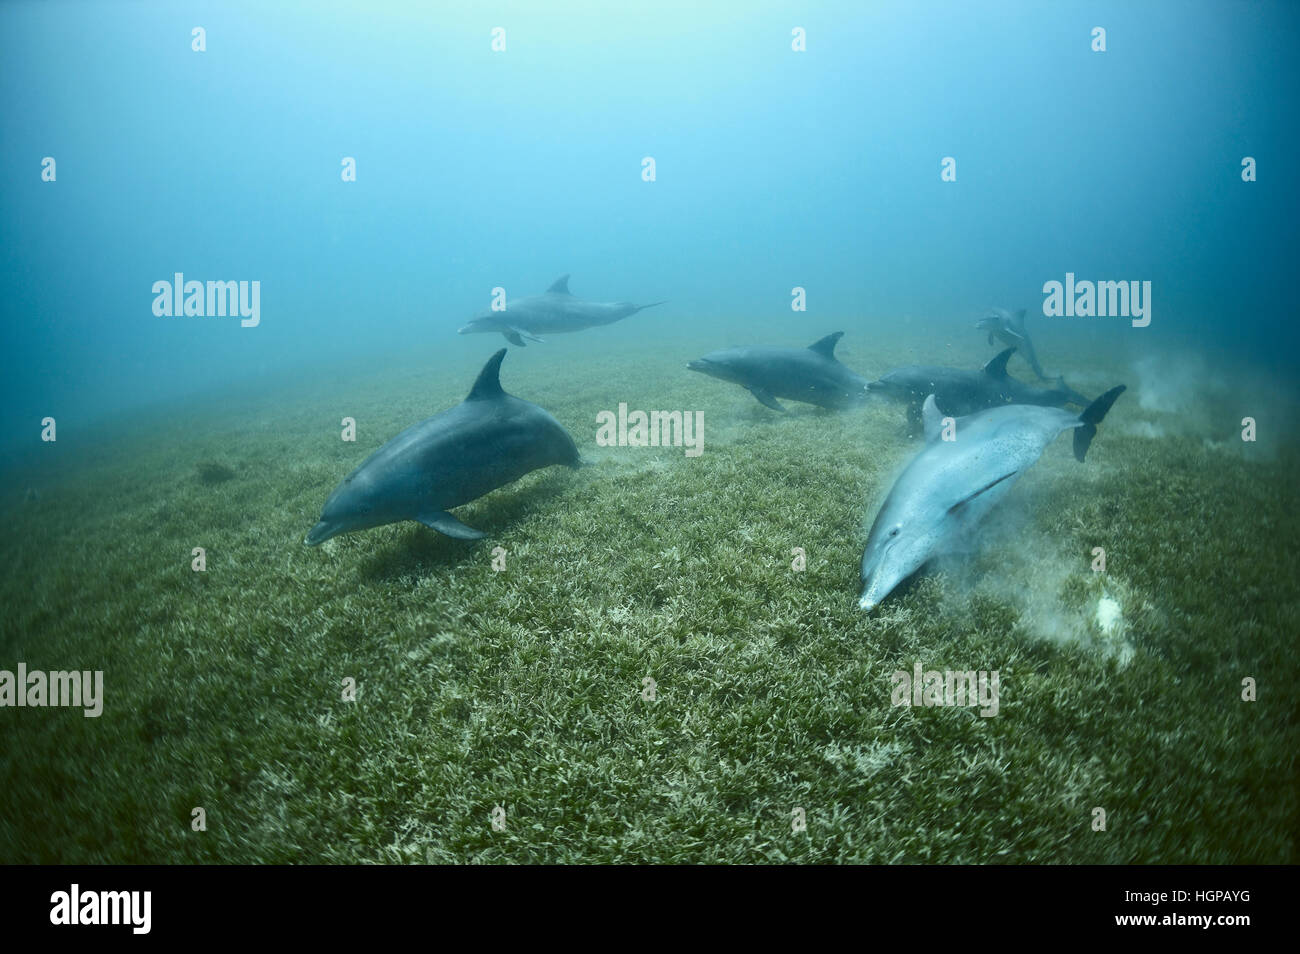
889 527 900 537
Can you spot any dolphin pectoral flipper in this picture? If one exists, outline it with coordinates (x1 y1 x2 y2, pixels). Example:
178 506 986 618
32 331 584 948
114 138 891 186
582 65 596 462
418 509 487 540
501 327 544 347
748 387 787 412
946 471 1019 514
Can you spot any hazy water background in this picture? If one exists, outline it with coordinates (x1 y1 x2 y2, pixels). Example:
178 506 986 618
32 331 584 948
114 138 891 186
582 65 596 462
2 0 1298 471
3 1 1300 866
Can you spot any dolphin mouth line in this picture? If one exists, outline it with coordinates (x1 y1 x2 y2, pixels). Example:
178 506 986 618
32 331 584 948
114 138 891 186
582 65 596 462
305 521 335 546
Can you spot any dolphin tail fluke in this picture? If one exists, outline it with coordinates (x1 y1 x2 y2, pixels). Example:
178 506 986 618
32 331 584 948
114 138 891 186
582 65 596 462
1073 385 1126 462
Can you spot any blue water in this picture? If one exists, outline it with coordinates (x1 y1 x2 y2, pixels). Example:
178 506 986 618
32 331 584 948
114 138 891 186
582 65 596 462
3 0 1297 461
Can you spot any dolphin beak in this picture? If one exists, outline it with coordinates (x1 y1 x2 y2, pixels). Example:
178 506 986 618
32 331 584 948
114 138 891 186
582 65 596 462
304 521 334 546
858 577 884 612
457 325 473 335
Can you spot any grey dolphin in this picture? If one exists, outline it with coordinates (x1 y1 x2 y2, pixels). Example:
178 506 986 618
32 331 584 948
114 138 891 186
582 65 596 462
857 384 1126 612
686 332 870 411
977 307 1049 380
868 348 1090 423
305 349 580 545
457 275 666 347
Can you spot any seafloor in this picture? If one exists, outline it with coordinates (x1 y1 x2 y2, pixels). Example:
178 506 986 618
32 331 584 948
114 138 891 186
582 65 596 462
1 319 1295 863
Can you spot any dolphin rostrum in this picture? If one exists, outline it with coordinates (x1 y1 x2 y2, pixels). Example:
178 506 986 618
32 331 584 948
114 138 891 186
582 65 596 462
868 347 1090 424
976 307 1048 380
305 349 580 545
686 332 870 411
857 384 1126 612
457 275 666 347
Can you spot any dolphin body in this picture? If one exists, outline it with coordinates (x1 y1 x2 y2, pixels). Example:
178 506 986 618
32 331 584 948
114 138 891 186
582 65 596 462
857 385 1126 612
868 348 1089 422
977 307 1048 380
305 349 580 545
458 275 665 347
686 332 870 411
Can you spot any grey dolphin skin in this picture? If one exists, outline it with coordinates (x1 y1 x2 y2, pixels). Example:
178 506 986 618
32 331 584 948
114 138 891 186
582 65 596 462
458 275 666 347
857 384 1126 612
977 307 1048 380
869 347 1090 421
305 349 580 545
686 332 870 411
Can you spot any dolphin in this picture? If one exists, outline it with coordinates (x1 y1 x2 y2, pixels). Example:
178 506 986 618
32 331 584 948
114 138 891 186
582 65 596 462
857 384 1126 612
686 332 870 411
977 307 1049 380
305 349 580 545
457 275 666 347
868 348 1090 424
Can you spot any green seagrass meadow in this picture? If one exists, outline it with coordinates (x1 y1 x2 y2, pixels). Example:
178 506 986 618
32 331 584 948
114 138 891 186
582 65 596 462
1 325 1295 863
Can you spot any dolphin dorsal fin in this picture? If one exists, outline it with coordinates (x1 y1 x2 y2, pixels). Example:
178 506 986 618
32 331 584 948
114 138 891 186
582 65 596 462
921 394 946 442
808 331 844 359
547 274 571 295
983 347 1015 379
467 349 508 400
